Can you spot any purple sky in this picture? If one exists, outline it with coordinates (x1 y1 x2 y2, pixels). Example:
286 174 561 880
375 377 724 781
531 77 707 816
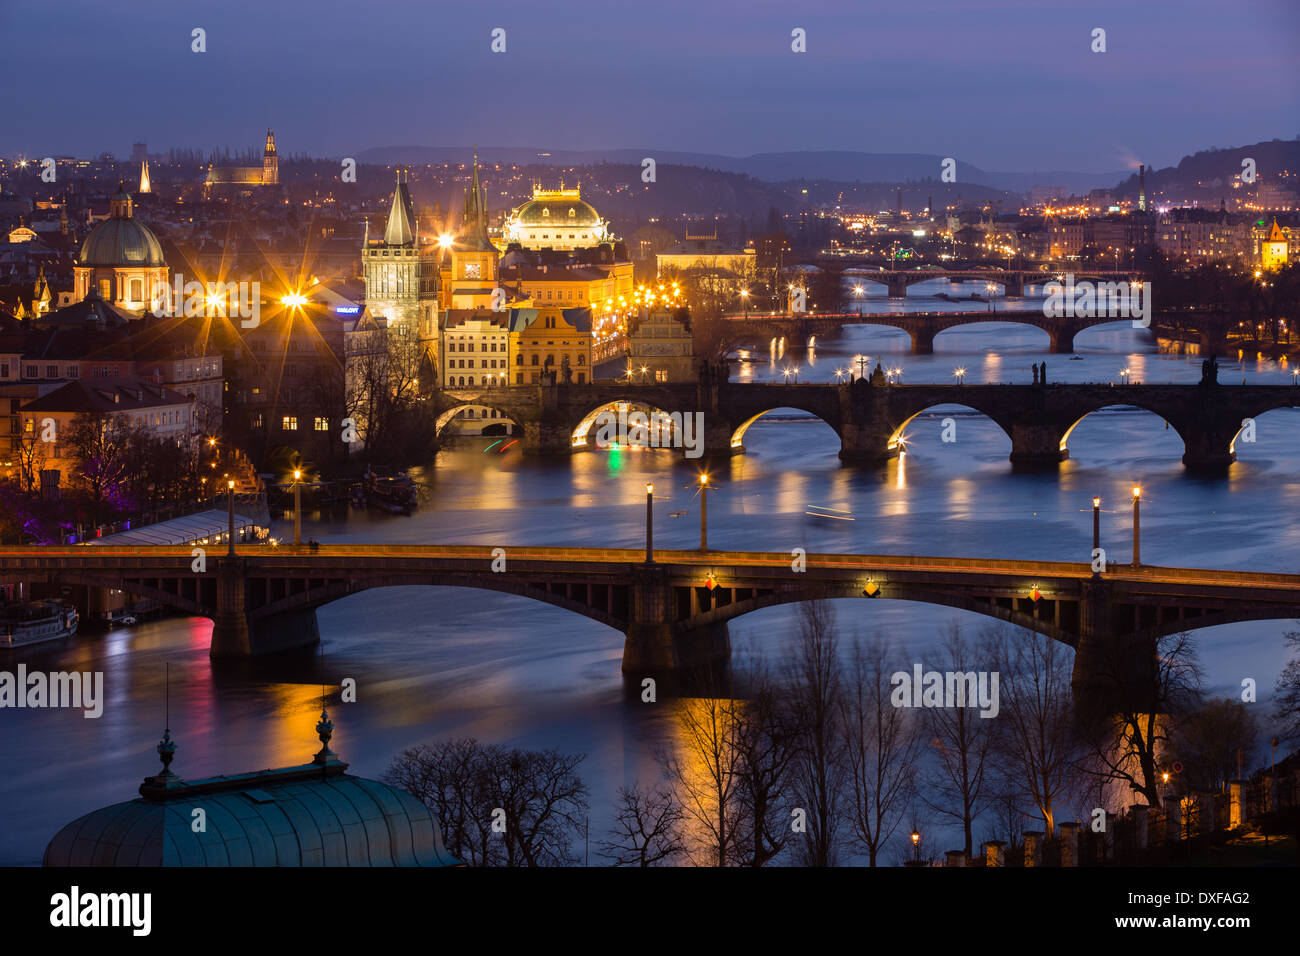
2 0 1296 172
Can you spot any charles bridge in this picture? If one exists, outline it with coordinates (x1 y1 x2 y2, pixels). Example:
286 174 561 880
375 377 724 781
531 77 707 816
4 543 1299 712
430 378 1300 472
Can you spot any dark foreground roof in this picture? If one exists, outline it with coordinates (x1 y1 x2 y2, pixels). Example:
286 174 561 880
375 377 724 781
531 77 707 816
44 718 463 867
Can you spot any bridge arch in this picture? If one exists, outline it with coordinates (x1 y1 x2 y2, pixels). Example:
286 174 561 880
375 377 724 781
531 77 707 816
930 319 1052 351
434 401 521 438
886 402 1015 454
569 395 687 451
1227 405 1300 460
729 405 841 453
1058 403 1187 462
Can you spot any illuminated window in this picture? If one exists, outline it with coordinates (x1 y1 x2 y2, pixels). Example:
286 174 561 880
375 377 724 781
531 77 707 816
314 417 328 431
282 416 298 431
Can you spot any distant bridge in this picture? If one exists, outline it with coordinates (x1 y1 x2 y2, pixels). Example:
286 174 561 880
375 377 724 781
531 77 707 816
4 544 1299 708
830 267 1141 299
723 307 1145 354
429 380 1300 471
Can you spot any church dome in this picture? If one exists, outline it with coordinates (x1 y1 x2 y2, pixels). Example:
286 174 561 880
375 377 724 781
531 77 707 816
78 187 165 268
43 714 463 867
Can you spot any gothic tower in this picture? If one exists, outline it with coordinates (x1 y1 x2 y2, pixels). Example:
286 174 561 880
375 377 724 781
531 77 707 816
363 170 437 337
262 129 279 185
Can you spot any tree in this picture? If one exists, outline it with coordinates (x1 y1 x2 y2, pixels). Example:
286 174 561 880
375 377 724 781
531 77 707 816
922 625 1001 858
787 599 846 866
1274 631 1300 742
659 670 746 867
1077 630 1202 808
841 637 922 865
596 782 685 867
385 738 588 867
731 660 803 866
991 629 1086 836
1173 698 1259 792
63 411 146 526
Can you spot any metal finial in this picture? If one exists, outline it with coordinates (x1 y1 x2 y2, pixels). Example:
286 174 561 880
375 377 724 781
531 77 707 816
157 727 177 778
313 708 336 764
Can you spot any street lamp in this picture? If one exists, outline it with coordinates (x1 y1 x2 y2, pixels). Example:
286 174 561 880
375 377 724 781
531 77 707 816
292 468 303 547
953 366 966 385
698 474 710 551
911 829 921 862
1092 496 1101 572
226 478 236 557
740 288 750 318
1132 486 1141 567
645 483 654 563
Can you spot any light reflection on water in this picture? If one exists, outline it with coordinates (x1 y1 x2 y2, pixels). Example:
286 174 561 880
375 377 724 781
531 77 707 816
1 318 1297 865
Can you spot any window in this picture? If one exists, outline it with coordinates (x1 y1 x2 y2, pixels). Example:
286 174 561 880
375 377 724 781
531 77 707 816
252 413 263 429
577 372 586 384
516 354 523 365
531 355 539 365
282 416 298 431
46 365 58 378
577 355 585 366
516 372 523 384
130 278 143 301
314 417 328 431
98 278 111 298
655 370 668 382
25 365 38 378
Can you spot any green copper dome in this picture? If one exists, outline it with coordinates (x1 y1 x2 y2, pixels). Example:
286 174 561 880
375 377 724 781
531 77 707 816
78 187 166 267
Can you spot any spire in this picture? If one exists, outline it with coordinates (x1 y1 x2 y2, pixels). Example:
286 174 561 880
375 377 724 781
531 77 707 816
139 158 151 194
461 151 492 251
382 170 416 246
264 128 277 156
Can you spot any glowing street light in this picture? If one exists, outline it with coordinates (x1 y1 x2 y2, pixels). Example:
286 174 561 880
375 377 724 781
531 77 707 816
438 233 455 249
226 477 237 556
645 482 654 563
292 468 303 547
699 474 710 551
953 366 966 385
280 291 308 307
1132 486 1142 567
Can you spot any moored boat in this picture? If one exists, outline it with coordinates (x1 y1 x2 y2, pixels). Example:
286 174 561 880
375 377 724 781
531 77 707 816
1 600 79 649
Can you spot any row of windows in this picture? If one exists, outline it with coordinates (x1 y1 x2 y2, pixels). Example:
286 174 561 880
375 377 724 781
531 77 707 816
448 359 506 369
452 372 588 386
277 416 330 432
448 341 506 352
516 354 585 366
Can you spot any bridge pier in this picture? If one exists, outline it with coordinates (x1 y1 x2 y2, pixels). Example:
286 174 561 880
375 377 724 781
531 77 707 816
521 418 576 456
837 422 897 466
211 558 321 658
622 566 730 673
887 278 908 299
1072 577 1159 720
1008 421 1067 470
1180 423 1236 473
909 323 936 354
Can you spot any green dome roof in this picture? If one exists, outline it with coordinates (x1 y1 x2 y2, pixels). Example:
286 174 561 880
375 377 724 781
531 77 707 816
79 217 166 268
514 197 601 226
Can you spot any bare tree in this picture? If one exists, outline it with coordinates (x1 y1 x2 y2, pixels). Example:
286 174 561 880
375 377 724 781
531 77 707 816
1274 630 1300 742
922 625 1001 857
659 669 746 867
731 660 803 866
841 637 922 865
1173 698 1260 792
597 782 685 867
63 411 146 525
385 738 588 867
1077 629 1202 808
992 629 1086 836
787 599 846 866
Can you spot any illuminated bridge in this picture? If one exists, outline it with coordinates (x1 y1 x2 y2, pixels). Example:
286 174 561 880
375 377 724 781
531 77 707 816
3 544 1298 708
430 380 1300 471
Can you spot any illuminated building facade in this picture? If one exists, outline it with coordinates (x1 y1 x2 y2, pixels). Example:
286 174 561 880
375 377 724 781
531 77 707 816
1259 219 1289 270
508 307 592 384
362 171 439 336
204 129 279 186
503 184 609 250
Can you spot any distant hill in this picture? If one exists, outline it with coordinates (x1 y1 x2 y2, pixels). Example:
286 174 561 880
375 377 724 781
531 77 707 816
1110 138 1300 203
355 145 1124 195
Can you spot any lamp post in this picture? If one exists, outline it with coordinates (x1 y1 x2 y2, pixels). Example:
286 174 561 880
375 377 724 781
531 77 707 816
226 478 236 557
1131 486 1141 567
645 483 654 563
293 468 302 547
740 288 749 318
698 474 709 551
1092 496 1101 573
911 829 921 862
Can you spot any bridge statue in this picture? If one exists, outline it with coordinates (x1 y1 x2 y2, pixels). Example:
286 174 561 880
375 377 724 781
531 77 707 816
1199 355 1220 386
870 361 886 386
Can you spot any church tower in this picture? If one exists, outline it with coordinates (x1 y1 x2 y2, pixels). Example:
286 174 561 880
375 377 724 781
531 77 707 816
439 153 500 310
363 170 437 336
262 129 279 185
139 159 151 193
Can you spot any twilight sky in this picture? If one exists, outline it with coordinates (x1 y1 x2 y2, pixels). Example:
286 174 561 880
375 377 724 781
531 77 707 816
2 0 1296 172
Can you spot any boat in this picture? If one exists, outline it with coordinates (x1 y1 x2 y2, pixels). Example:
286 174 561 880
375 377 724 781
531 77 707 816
363 470 419 516
1 600 79 649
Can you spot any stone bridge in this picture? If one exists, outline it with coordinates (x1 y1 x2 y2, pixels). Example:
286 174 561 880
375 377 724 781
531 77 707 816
724 309 1142 353
833 267 1142 299
430 380 1300 472
4 544 1298 712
